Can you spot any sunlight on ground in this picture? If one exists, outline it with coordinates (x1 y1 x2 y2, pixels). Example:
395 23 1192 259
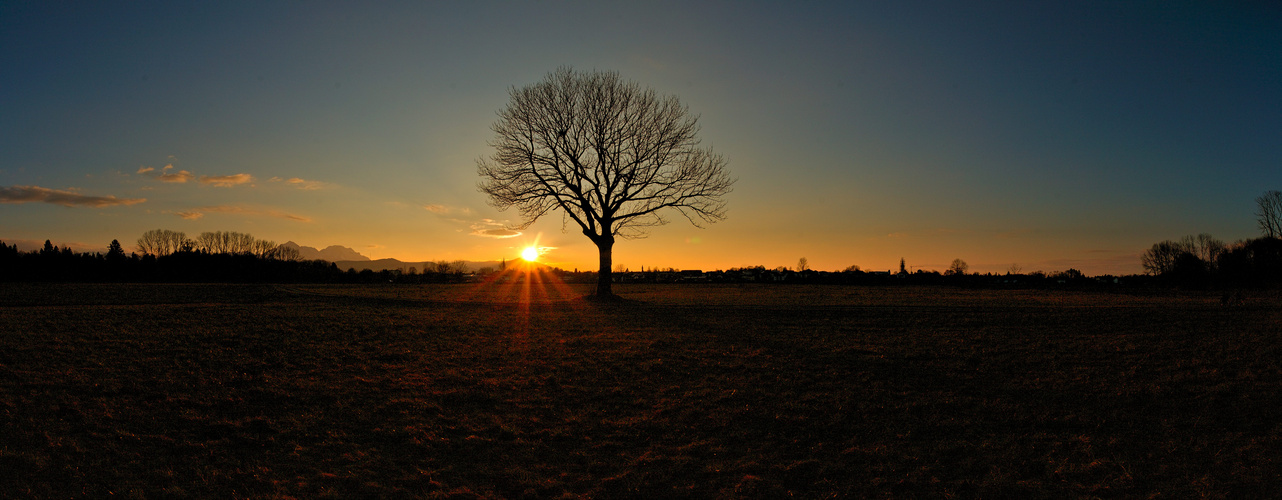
452 260 583 307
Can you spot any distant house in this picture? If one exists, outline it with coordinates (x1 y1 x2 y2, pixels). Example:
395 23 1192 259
679 270 707 282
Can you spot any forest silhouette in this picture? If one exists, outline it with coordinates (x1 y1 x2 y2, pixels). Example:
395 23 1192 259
0 237 477 284
6 233 1282 289
8 188 1282 288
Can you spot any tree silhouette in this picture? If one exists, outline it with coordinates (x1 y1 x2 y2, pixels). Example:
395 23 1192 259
946 258 968 276
269 244 301 261
1189 233 1225 269
478 67 734 298
136 229 187 256
1142 239 1192 276
1142 234 1224 279
1219 237 1282 286
1256 190 1282 238
107 239 125 260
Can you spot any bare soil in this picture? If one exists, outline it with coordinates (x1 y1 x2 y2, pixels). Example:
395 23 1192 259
1 282 1279 498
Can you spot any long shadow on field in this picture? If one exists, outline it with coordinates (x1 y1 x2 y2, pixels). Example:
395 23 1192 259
3 286 1279 498
543 297 1282 497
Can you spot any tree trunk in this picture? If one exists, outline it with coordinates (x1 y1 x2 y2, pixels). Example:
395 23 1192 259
595 238 614 298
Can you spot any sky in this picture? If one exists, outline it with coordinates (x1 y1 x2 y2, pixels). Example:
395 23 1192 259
3 1 1280 275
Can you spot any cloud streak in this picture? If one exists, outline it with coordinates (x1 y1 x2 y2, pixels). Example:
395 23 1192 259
424 204 473 215
268 176 330 190
470 219 521 238
422 203 517 238
137 164 194 183
159 170 195 183
199 173 254 187
0 185 145 207
169 205 311 222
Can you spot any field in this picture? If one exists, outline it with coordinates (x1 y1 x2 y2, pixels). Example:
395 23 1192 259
1 281 1280 498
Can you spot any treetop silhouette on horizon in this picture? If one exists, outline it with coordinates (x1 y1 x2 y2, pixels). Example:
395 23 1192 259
478 67 734 298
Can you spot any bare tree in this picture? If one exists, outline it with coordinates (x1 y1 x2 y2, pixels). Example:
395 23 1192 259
251 239 277 258
136 230 163 256
136 229 187 256
797 257 809 272
478 67 733 298
194 232 224 253
1142 239 1193 276
229 232 256 254
1142 234 1223 276
1188 233 1225 269
1257 190 1282 238
430 261 462 275
193 231 257 254
268 244 301 261
946 258 968 276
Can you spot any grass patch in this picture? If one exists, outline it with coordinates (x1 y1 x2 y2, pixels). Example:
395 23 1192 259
1 283 1280 497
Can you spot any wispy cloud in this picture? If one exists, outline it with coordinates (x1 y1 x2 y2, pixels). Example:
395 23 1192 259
199 173 254 187
285 177 324 190
424 204 473 215
169 205 311 222
420 204 516 238
137 163 194 183
470 219 521 238
0 185 146 207
268 176 330 190
158 170 195 183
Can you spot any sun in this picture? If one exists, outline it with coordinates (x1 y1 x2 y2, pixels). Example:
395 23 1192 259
520 246 539 262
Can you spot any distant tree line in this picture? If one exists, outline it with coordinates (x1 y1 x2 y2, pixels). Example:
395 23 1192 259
1141 234 1282 288
609 265 1113 288
13 191 1282 288
135 229 300 260
1 237 335 283
1139 191 1282 288
12 234 1128 288
0 229 478 284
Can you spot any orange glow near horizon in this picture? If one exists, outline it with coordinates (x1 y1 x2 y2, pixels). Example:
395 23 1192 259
453 258 582 305
521 246 539 262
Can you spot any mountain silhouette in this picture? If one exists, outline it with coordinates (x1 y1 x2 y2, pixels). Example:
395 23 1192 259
281 241 370 262
332 259 505 273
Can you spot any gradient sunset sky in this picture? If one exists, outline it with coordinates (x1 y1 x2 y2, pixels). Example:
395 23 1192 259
4 2 1280 275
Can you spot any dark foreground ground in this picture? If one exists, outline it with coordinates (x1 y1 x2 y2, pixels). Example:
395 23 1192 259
1 282 1279 498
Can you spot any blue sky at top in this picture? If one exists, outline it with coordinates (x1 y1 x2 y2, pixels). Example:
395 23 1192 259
3 1 1279 274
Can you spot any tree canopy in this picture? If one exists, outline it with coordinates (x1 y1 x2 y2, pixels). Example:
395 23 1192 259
478 67 733 297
